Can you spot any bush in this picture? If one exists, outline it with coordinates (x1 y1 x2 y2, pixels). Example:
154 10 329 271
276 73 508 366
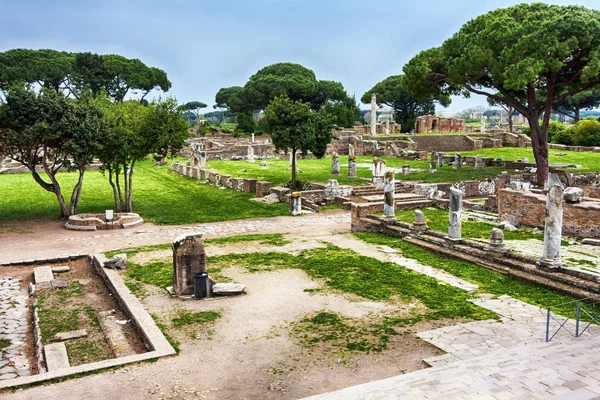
572 119 600 146
547 121 573 145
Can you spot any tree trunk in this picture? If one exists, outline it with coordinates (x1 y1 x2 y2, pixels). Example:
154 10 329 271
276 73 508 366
122 162 130 212
291 147 297 190
41 151 69 218
126 161 135 212
575 107 580 123
68 167 85 216
508 109 514 133
115 169 125 211
108 169 121 212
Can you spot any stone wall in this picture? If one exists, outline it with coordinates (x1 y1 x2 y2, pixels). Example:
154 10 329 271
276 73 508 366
497 188 600 239
414 115 465 133
411 135 478 152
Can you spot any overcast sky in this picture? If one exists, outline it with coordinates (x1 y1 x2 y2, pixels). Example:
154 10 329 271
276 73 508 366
1 0 598 113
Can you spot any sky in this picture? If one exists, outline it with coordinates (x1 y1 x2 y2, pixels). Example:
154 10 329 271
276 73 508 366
1 0 599 114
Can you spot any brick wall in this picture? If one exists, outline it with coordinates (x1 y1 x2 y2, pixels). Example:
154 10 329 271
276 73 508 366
497 188 600 239
411 135 478 152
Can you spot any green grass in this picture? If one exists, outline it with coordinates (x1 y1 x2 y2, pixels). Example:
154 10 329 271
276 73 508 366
171 310 222 328
66 339 108 366
319 203 344 212
354 232 591 317
394 208 542 241
0 158 288 224
205 233 291 246
0 339 11 351
150 313 180 354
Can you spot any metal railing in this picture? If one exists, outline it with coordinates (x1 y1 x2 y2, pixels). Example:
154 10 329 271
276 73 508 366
546 297 600 342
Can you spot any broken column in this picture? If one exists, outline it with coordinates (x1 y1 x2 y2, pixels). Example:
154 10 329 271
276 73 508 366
486 228 507 252
453 153 462 169
412 209 427 233
331 152 340 176
429 161 437 173
199 151 207 168
475 154 484 171
385 119 390 136
370 93 377 137
348 143 355 156
539 173 564 269
372 157 387 184
448 187 463 240
480 115 486 133
247 146 255 162
348 155 357 178
402 165 410 175
437 152 445 168
290 192 302 215
383 171 395 219
173 233 206 296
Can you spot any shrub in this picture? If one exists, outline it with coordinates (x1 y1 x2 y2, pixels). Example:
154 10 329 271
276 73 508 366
547 121 573 145
572 119 600 146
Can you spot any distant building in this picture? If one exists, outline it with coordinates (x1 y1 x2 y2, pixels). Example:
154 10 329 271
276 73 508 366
414 115 465 133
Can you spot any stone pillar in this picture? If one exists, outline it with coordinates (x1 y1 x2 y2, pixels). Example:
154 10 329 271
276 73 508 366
199 151 207 169
385 119 390 136
475 154 484 171
331 152 340 176
540 173 564 269
348 155 357 178
402 165 410 175
372 158 387 183
247 146 255 162
448 187 463 240
325 179 339 201
172 233 206 296
480 115 486 134
383 171 395 219
412 209 427 233
251 132 255 143
437 152 445 168
370 93 377 137
453 153 462 169
486 228 507 252
429 161 437 173
290 192 302 215
348 143 355 156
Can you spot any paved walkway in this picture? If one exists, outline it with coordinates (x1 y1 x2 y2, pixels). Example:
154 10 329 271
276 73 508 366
0 279 29 380
308 235 600 400
0 212 351 264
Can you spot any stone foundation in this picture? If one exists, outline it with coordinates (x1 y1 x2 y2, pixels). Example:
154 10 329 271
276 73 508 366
65 213 144 231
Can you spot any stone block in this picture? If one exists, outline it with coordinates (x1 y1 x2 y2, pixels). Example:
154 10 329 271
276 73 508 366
52 329 88 342
582 238 600 246
44 342 70 371
208 171 218 183
191 167 199 179
33 266 54 284
270 186 291 202
51 266 70 273
220 174 231 187
212 283 246 296
51 279 68 289
199 168 208 180
255 181 272 197
104 254 127 269
564 187 584 203
172 233 206 296
243 178 257 193
231 178 242 191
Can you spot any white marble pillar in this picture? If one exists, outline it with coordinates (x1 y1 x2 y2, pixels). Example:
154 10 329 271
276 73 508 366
540 174 564 268
448 187 463 240
385 119 390 136
370 93 377 137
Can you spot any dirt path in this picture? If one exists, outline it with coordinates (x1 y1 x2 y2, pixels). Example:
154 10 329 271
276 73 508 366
0 212 350 264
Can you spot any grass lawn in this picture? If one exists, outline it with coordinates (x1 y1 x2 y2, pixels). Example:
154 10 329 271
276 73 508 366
0 158 288 224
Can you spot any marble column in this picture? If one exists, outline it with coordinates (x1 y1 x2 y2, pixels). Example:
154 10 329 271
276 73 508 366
383 171 395 219
453 153 462 169
290 192 302 216
412 209 427 233
437 152 445 168
348 155 357 178
480 115 486 134
448 187 463 240
385 119 390 136
475 154 484 171
370 93 377 136
331 152 340 176
540 173 564 269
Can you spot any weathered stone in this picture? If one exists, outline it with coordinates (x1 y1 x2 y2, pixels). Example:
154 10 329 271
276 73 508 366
51 266 70 273
33 266 53 284
401 164 410 175
104 253 127 269
448 187 463 240
383 171 395 219
44 342 70 371
509 181 523 190
453 153 462 169
247 145 255 162
372 158 387 183
486 228 507 252
370 93 377 136
480 115 486 134
290 192 302 216
255 181 272 198
437 152 445 168
172 233 206 296
331 152 340 176
540 173 564 269
52 329 88 342
51 279 67 289
212 283 246 295
429 161 437 173
582 238 600 246
414 116 465 133
563 187 584 203
498 221 517 231
97 312 136 357
270 186 291 202
250 193 280 205
475 155 484 171
347 155 357 178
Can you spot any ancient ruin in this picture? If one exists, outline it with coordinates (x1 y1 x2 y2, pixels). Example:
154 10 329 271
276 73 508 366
414 115 466 133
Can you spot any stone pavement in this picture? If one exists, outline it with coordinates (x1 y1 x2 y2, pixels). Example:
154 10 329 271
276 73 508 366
308 235 600 399
0 278 30 380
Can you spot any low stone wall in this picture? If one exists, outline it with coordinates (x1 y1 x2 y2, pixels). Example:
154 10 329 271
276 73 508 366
65 213 144 231
411 135 479 152
497 188 600 239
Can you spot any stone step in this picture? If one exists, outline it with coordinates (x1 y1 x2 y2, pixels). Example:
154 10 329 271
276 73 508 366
43 342 70 371
97 311 136 358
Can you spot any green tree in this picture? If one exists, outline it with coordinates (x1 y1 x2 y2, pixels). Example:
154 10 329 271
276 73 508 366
322 93 361 128
361 75 449 133
403 3 600 183
96 98 188 212
235 111 256 133
0 85 104 217
263 95 333 189
182 101 207 125
553 88 600 123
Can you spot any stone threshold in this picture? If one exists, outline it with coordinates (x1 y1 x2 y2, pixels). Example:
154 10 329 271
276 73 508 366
0 253 176 390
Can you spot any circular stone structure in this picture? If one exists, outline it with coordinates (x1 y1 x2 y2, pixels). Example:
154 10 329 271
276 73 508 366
64 213 144 231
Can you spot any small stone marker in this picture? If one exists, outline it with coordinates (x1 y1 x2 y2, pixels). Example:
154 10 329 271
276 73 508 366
104 254 127 269
402 165 410 175
448 187 463 240
44 342 70 371
290 192 302 216
52 329 88 342
173 233 206 296
372 158 387 183
331 152 340 176
540 173 564 269
412 209 428 233
453 153 462 169
212 283 246 295
563 187 584 203
486 228 507 252
429 161 437 173
475 155 484 171
247 145 255 163
437 152 445 168
51 266 70 273
33 266 53 284
348 155 357 178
